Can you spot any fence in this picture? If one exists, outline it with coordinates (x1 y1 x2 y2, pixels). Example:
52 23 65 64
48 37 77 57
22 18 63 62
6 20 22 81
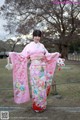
68 53 80 61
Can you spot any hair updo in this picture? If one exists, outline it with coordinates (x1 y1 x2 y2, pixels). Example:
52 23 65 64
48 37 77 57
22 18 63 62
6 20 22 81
33 30 42 37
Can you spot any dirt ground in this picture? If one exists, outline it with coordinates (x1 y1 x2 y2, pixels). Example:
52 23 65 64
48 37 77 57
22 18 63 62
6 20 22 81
9 107 80 120
4 95 80 120
0 60 80 120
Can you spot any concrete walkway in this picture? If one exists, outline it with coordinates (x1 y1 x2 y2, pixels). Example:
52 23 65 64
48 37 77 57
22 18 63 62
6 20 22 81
0 106 80 120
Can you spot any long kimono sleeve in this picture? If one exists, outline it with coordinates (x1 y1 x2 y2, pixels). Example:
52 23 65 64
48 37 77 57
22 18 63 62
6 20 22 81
42 45 60 87
20 44 30 58
43 44 60 60
8 44 31 104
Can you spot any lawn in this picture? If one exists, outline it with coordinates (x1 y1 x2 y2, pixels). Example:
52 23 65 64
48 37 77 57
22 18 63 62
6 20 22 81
0 58 80 107
53 60 80 99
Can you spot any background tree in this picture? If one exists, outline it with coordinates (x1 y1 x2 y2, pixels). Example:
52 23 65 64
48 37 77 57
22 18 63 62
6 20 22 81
0 40 6 52
5 38 22 51
2 0 80 58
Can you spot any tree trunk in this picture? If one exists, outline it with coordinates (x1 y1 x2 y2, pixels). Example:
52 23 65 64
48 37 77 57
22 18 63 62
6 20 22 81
61 45 68 59
57 44 68 59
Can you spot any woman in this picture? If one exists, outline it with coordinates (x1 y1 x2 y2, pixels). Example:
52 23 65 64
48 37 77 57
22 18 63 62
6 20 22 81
7 30 61 112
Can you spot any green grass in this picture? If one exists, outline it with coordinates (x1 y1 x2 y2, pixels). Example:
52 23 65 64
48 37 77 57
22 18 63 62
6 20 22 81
55 62 80 84
52 60 80 99
0 59 13 88
0 59 80 106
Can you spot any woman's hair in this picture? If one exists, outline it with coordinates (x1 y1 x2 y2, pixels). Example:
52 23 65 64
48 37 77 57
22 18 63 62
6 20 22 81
33 29 42 37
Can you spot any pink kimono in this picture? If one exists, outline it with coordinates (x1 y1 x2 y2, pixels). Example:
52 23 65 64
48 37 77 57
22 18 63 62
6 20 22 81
9 41 60 111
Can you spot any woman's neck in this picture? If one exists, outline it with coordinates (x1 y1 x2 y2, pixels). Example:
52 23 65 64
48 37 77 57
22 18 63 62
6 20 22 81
34 41 39 44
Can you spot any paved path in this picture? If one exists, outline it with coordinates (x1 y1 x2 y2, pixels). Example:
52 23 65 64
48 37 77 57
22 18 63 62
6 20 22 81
0 106 80 120
1 106 80 112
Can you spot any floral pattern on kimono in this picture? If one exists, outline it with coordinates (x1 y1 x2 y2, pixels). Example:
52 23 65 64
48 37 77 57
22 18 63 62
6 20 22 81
9 41 60 106
30 63 47 108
